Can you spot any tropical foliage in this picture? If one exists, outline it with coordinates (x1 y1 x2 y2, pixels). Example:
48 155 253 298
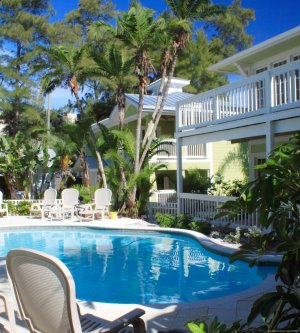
0 0 255 214
186 134 300 332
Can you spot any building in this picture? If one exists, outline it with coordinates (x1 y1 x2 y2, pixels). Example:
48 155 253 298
175 25 300 222
91 78 241 191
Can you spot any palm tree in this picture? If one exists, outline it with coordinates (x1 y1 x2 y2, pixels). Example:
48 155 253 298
86 44 135 192
0 133 41 198
39 44 105 188
87 44 134 130
115 1 161 203
39 44 88 119
49 135 77 190
139 0 225 169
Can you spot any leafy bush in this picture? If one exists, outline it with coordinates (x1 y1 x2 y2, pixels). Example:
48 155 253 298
71 185 97 204
8 201 32 216
17 201 32 215
7 201 17 215
223 227 241 244
209 173 246 197
243 226 262 243
155 213 177 228
155 213 212 235
183 169 211 194
189 221 212 235
213 134 300 330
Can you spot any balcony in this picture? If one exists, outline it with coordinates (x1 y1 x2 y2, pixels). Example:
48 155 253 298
177 61 300 132
150 139 207 162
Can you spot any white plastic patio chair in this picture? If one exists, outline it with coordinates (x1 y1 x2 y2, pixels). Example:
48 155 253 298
6 248 146 333
30 188 57 219
0 190 8 217
79 188 112 221
61 188 80 219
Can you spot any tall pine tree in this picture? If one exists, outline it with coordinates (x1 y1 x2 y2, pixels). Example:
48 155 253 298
0 0 52 137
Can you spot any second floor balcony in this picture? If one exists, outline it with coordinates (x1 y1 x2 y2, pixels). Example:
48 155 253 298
177 60 300 132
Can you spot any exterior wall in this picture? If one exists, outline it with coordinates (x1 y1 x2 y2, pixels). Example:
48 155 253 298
89 170 98 187
125 104 137 118
212 141 246 182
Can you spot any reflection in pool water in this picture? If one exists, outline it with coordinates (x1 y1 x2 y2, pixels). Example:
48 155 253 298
0 227 276 304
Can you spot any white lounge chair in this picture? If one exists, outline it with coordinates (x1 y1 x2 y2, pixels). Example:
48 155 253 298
79 188 112 221
0 191 8 217
6 248 146 333
61 188 80 219
30 188 57 219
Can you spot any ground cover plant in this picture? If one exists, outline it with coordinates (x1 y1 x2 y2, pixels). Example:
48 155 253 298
155 212 213 235
186 133 300 332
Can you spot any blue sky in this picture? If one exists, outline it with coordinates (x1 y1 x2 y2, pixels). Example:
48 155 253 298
49 0 300 108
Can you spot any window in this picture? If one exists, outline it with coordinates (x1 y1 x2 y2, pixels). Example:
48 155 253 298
272 60 287 68
293 54 300 61
256 80 265 109
256 66 268 74
254 158 266 178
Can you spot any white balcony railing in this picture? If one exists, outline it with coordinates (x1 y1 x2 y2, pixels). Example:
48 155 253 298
152 139 207 160
178 61 300 130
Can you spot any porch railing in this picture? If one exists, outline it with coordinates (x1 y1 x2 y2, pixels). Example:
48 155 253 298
178 60 300 130
148 191 259 228
179 193 259 228
151 139 207 160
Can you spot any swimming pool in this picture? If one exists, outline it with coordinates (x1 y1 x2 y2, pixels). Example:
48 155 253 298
0 227 276 304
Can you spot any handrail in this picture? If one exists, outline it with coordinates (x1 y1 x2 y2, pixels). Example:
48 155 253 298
177 60 300 130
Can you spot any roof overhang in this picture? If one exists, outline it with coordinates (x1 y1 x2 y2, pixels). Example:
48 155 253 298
209 25 300 74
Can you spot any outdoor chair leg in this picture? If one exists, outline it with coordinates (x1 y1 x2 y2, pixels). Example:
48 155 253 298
132 317 146 333
0 293 17 333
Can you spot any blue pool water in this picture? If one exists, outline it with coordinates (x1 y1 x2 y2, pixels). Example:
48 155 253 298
0 227 276 304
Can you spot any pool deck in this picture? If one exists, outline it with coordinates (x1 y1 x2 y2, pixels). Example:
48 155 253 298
0 216 277 332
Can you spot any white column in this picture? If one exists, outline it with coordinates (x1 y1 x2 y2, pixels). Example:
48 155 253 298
176 136 183 214
266 121 275 157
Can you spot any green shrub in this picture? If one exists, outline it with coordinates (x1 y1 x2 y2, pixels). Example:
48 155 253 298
183 169 211 194
223 227 241 244
16 201 31 216
71 185 97 204
7 201 17 215
155 213 212 235
175 214 193 229
190 221 212 235
155 213 176 228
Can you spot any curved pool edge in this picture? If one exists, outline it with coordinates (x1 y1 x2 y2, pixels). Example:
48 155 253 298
0 217 280 332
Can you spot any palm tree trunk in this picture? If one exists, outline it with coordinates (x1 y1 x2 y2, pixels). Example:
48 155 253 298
4 174 16 199
142 48 170 146
138 54 178 170
117 89 126 131
79 150 90 188
132 74 147 202
95 150 107 188
90 131 107 188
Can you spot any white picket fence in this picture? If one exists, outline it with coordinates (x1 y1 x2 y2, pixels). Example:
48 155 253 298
148 191 259 228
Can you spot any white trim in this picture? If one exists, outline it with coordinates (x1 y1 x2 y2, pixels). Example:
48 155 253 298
209 25 300 73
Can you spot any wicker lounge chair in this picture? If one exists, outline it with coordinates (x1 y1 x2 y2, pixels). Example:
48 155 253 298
6 248 146 333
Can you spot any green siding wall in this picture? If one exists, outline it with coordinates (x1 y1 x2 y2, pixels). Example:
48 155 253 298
212 141 245 181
